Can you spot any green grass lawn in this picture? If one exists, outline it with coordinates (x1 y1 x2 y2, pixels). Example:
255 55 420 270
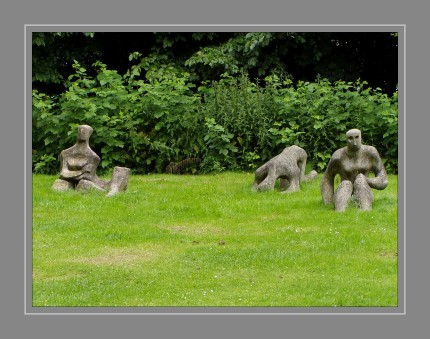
32 172 398 307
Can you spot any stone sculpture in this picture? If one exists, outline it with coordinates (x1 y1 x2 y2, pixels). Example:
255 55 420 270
320 128 388 212
252 145 318 193
52 124 130 197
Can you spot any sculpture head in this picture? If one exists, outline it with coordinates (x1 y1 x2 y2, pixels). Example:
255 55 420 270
77 125 94 142
346 129 362 152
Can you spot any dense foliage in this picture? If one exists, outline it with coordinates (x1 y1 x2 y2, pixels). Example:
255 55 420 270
32 32 398 174
32 57 398 175
32 32 399 96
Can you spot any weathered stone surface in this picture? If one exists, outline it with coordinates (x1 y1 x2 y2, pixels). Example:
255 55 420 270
75 179 106 193
52 179 74 191
52 125 130 196
252 145 318 193
321 129 388 212
58 125 101 184
333 180 353 212
352 173 374 211
107 166 130 197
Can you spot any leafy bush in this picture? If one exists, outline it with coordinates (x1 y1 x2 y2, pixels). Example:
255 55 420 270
199 117 238 173
200 75 398 173
32 60 398 175
275 78 398 172
33 59 202 174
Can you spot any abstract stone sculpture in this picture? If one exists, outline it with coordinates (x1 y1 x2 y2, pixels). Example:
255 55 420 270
252 145 318 193
52 124 130 197
320 129 388 212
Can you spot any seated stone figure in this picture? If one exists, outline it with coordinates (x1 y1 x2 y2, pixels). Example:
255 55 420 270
52 124 130 197
320 128 388 212
252 145 318 193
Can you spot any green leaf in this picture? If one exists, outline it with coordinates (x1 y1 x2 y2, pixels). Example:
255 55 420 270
101 159 111 168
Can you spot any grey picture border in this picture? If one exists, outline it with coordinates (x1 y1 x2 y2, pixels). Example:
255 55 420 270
25 24 405 315
5 0 430 337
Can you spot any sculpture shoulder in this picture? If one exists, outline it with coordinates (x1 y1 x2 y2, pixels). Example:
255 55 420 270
362 145 382 159
282 145 306 155
60 144 100 162
60 146 75 157
89 149 101 161
324 148 345 172
362 144 378 152
286 145 305 152
330 147 346 161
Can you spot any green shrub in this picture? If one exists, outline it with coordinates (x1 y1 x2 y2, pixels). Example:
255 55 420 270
200 75 398 173
32 61 398 175
32 59 203 174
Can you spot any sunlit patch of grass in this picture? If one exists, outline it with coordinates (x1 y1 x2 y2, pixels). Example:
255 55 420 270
70 245 161 266
32 173 398 307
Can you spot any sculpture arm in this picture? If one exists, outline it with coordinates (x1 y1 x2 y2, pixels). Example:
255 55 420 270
60 168 87 180
366 148 388 190
70 163 96 181
366 167 388 190
320 156 339 205
58 152 78 179
59 154 92 180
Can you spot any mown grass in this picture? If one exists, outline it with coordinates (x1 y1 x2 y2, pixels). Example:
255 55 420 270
32 172 398 307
